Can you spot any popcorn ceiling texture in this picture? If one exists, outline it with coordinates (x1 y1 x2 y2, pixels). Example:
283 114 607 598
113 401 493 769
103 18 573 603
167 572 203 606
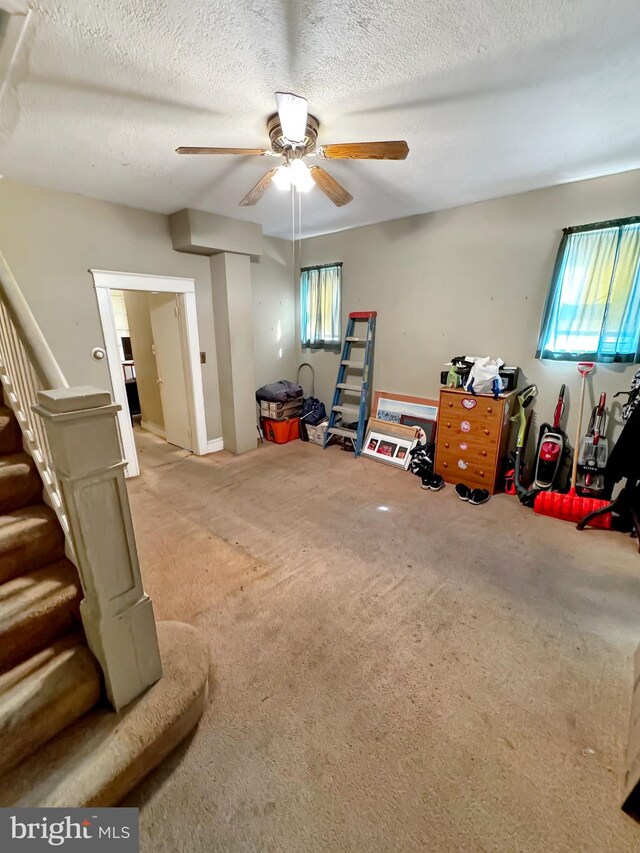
1 0 639 238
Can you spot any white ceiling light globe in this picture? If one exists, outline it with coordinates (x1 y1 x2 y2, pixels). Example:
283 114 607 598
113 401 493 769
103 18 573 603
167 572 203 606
290 159 314 192
272 165 292 191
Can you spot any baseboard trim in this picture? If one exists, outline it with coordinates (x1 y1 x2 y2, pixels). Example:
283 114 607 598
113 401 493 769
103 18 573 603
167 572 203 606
141 421 167 440
206 437 224 454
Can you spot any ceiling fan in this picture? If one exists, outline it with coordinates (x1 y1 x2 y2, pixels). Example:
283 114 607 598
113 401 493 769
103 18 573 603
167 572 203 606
176 92 409 208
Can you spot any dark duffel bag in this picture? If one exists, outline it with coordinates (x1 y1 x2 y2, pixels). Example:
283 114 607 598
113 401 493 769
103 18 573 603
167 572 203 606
255 380 303 403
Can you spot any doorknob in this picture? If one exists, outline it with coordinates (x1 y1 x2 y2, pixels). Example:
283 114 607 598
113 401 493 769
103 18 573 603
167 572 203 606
156 378 163 384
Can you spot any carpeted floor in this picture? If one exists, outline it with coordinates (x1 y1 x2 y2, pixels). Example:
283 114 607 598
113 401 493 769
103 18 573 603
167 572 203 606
124 430 640 851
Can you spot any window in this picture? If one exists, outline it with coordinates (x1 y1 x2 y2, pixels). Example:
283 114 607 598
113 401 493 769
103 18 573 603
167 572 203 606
537 217 640 362
300 263 342 347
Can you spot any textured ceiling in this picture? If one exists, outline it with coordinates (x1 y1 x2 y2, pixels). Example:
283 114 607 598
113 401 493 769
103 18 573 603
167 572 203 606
1 0 639 239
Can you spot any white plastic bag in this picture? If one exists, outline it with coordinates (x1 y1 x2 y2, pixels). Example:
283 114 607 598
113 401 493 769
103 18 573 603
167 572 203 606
463 356 505 397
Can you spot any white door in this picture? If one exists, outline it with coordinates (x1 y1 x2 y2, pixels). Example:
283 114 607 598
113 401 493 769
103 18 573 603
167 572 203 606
148 293 192 450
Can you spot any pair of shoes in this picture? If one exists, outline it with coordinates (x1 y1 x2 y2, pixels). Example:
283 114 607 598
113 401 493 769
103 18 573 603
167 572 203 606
421 474 445 491
455 483 490 505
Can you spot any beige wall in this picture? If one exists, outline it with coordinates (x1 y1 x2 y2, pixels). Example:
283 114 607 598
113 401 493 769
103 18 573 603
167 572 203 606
299 169 640 443
251 237 297 390
0 181 298 446
0 180 222 437
122 291 165 432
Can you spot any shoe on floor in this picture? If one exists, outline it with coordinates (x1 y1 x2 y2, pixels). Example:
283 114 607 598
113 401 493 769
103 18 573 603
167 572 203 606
421 474 445 491
469 488 490 505
428 474 445 491
455 483 471 501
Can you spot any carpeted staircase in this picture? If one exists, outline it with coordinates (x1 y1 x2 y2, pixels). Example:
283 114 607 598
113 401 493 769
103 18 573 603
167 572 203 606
0 392 101 775
0 389 209 807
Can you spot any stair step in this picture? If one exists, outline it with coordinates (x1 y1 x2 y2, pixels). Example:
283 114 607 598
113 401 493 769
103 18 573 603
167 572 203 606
0 407 21 455
341 360 365 368
0 560 81 672
337 383 363 392
0 634 100 775
328 427 357 438
0 453 42 514
0 506 65 585
332 405 361 418
0 621 209 807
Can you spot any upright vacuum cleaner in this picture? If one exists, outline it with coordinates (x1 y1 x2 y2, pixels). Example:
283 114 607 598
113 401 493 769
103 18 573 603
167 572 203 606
510 384 538 506
576 392 608 497
534 362 612 528
532 385 567 491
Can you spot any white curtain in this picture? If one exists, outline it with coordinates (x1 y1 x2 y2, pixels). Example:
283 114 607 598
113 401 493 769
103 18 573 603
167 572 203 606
300 264 342 347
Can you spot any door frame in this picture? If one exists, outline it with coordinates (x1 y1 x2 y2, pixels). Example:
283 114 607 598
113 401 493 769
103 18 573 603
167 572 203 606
90 269 208 477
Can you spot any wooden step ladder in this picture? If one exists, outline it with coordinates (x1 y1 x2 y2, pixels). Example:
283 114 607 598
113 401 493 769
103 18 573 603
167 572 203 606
324 311 377 456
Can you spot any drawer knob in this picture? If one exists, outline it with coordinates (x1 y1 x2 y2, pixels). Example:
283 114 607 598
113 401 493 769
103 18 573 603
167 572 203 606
448 401 453 408
487 407 493 413
484 428 490 435
446 422 451 428
444 442 450 449
481 450 487 457
479 471 485 477
443 462 448 468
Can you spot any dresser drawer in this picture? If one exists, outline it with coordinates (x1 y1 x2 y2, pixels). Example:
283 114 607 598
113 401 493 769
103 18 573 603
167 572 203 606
437 416 500 449
435 443 497 481
435 454 494 490
440 392 502 423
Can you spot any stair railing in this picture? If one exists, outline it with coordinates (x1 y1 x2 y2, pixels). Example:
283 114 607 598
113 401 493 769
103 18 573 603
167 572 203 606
0 249 162 710
0 251 71 543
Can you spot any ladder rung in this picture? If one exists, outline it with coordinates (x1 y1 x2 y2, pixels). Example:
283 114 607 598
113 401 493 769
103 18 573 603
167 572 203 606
345 336 363 342
328 427 357 439
332 405 360 417
337 382 362 392
341 360 364 368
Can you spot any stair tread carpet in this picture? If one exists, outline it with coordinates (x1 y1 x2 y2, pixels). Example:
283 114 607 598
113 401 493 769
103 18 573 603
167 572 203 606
0 621 209 807
0 559 81 671
0 505 65 585
0 633 101 774
0 452 42 513
0 406 21 455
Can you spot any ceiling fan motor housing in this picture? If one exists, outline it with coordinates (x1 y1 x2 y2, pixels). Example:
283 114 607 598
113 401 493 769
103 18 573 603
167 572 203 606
267 113 320 157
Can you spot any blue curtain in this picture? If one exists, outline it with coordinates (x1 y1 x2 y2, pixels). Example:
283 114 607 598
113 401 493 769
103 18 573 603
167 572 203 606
300 264 342 347
537 220 640 363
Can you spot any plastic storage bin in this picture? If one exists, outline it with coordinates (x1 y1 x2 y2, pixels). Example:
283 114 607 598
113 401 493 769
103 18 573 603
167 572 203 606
305 420 329 446
261 416 300 444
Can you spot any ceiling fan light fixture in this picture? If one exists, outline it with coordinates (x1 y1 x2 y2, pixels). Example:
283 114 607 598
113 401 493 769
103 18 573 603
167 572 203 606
290 159 314 192
272 165 292 191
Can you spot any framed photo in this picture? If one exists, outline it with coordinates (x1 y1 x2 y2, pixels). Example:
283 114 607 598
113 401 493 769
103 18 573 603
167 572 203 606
372 391 438 444
362 419 418 470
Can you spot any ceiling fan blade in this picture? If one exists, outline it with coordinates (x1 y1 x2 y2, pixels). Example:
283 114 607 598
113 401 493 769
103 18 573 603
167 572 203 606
318 141 409 160
239 168 278 207
176 146 268 155
275 92 308 143
309 166 353 207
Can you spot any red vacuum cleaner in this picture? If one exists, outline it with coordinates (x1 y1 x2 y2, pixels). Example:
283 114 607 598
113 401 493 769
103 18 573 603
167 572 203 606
534 362 612 528
532 384 566 491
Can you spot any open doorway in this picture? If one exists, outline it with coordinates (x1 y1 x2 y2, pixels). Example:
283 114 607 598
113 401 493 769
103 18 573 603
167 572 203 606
91 270 208 477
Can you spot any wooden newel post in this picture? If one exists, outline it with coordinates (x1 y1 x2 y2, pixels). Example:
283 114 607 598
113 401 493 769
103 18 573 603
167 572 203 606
34 386 162 711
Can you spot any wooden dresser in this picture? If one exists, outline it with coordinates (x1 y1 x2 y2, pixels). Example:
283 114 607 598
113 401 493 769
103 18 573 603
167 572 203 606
434 388 517 494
